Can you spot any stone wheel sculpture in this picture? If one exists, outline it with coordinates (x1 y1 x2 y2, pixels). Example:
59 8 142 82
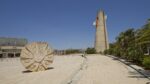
20 42 54 72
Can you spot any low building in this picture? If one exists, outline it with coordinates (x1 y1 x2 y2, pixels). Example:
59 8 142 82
0 37 28 58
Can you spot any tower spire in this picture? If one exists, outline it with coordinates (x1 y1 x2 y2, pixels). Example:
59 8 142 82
94 10 109 53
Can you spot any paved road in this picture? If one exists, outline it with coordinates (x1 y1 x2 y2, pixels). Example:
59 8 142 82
77 54 149 84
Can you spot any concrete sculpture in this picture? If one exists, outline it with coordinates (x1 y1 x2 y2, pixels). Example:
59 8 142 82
20 42 53 72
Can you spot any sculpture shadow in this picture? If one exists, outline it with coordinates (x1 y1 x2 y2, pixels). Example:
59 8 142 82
22 70 32 73
22 67 54 73
47 67 54 70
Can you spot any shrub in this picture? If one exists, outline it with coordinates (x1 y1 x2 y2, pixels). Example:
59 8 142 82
65 49 81 54
104 49 108 55
104 49 113 55
85 48 96 54
142 56 150 69
127 46 143 64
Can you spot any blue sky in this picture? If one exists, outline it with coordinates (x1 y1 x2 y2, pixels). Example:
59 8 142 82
0 0 150 49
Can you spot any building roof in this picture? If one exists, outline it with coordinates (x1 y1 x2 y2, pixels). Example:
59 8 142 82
0 37 28 46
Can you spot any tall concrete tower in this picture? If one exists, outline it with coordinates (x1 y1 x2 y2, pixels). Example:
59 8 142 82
94 10 109 53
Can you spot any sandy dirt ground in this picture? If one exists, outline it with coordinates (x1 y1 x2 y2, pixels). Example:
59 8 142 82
0 54 149 84
77 55 149 84
0 55 84 84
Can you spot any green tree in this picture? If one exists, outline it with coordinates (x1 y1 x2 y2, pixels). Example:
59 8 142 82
116 28 135 59
105 19 150 67
136 19 150 54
